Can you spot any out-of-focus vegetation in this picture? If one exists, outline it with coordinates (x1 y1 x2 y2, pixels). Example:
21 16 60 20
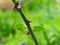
0 0 60 45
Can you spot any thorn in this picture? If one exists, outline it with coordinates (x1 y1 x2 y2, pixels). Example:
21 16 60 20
17 5 25 9
27 20 32 24
26 31 30 35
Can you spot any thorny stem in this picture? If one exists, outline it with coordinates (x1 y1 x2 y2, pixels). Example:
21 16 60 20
12 0 39 45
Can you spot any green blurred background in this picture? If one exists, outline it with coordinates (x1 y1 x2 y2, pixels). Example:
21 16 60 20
0 0 60 45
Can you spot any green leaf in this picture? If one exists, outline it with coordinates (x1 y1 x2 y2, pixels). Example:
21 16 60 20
33 26 43 32
14 23 26 31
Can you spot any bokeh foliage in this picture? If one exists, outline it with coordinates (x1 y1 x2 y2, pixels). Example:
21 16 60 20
0 0 60 45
